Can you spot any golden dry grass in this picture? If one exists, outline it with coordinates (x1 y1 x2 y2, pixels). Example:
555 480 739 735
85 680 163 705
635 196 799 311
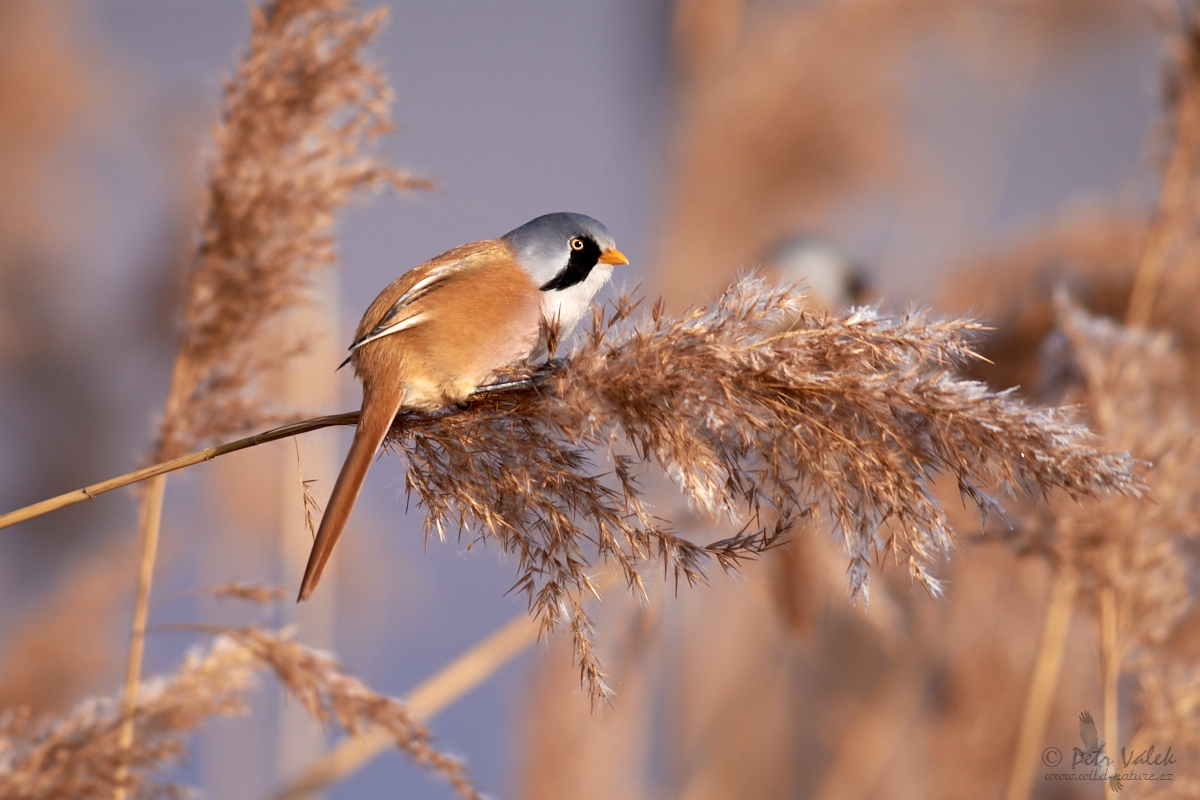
2 1 1199 799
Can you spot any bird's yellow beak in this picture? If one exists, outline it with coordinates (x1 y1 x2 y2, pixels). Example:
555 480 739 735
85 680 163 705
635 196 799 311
599 248 629 266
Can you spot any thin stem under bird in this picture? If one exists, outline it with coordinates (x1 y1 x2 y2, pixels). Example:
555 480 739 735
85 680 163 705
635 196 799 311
0 413 360 532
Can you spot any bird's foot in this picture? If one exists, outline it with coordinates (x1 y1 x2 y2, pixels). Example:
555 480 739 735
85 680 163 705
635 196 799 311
471 357 568 397
535 357 567 377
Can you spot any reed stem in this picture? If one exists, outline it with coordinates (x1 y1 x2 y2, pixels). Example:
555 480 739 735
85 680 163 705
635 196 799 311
0 412 360 532
269 568 623 800
1004 568 1078 800
112 473 168 800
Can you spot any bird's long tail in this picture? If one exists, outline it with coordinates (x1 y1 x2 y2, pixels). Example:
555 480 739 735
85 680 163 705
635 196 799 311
297 385 404 601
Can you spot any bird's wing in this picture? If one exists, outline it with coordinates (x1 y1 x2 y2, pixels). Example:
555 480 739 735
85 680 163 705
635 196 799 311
346 240 512 357
1079 711 1100 750
348 264 464 352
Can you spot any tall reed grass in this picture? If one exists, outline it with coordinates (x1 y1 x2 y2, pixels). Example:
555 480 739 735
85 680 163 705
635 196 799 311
2 1 1195 799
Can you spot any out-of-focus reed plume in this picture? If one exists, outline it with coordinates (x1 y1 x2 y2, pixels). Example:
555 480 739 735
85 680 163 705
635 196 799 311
1038 301 1197 640
113 0 425 791
657 0 1131 311
941 212 1146 394
518 1 1147 797
0 0 1181 796
0 629 480 800
0 1 86 333
936 9 1200 795
0 0 111 529
0 634 259 800
158 0 425 461
225 628 482 800
0 0 139 744
941 239 1179 787
1129 2 1200 331
0 544 136 717
659 1 903 309
992 299 1200 800
672 0 744 82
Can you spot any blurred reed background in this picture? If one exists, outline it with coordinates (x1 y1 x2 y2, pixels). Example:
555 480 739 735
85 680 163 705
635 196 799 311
0 1 1196 799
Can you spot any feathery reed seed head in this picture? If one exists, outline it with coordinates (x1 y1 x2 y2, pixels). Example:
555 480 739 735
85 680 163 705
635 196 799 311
0 628 480 800
383 276 1144 700
158 0 426 460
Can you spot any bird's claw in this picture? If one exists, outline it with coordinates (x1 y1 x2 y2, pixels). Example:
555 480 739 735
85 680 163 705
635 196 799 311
470 357 568 397
535 357 567 377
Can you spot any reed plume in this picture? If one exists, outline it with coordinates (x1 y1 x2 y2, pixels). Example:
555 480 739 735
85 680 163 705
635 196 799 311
159 0 424 460
987 297 1200 799
0 628 479 800
385 277 1144 700
114 0 425 791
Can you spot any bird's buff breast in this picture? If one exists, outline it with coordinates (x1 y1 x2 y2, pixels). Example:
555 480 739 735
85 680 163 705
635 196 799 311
354 284 542 410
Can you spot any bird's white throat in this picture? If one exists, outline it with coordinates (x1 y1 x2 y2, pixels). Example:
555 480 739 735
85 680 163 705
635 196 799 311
541 263 613 337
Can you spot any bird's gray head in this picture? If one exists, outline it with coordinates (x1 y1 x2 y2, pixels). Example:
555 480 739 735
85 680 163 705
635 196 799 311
503 212 628 336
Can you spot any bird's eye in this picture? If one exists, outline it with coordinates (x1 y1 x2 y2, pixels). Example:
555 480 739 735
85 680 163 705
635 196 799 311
570 237 585 251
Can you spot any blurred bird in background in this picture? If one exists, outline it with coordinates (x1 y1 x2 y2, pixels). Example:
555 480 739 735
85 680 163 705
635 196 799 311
760 234 871 312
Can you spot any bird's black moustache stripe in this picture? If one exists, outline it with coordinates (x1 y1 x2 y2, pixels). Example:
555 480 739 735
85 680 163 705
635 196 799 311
540 237 602 292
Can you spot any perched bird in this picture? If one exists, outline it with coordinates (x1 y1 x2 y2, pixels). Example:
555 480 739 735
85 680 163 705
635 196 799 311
297 213 628 601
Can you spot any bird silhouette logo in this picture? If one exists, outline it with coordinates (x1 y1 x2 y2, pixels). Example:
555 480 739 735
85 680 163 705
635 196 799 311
1076 711 1123 792
1078 710 1105 757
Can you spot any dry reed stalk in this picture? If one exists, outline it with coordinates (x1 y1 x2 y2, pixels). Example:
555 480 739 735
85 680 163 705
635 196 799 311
1003 568 1078 800
1128 5 1200 327
996 298 1200 799
112 474 166 799
0 412 359 531
1101 585 1121 794
0 628 480 800
111 0 421 790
